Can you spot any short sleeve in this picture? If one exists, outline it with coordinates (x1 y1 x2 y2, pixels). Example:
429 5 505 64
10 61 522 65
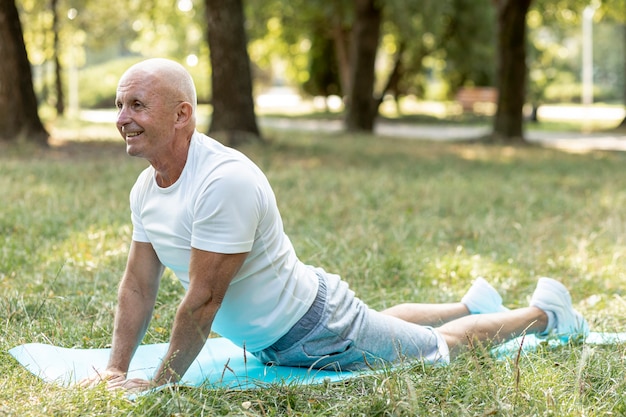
129 169 151 243
190 162 265 253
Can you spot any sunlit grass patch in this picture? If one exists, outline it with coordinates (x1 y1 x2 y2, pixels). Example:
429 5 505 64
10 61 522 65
2 130 626 415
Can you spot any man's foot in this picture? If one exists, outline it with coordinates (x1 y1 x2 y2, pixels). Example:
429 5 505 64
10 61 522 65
461 277 509 314
530 277 589 339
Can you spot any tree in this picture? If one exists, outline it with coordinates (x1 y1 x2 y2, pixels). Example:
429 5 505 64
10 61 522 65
344 0 383 132
252 0 496 132
596 0 626 129
0 0 48 144
51 0 64 116
205 0 261 145
245 0 353 97
492 0 533 143
620 11 626 129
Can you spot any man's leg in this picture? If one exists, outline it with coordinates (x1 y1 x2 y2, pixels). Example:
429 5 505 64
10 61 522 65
437 277 589 358
381 277 507 326
437 307 547 358
381 302 470 326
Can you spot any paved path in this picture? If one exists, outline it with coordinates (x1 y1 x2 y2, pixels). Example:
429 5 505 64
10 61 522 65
80 109 626 152
259 117 626 152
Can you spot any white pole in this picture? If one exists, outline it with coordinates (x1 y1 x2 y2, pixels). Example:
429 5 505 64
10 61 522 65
582 5 596 106
67 9 79 119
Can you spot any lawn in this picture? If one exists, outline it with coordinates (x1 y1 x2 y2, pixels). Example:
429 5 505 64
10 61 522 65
2 127 626 416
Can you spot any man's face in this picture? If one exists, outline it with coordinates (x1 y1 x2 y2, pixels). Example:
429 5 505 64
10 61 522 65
115 71 177 159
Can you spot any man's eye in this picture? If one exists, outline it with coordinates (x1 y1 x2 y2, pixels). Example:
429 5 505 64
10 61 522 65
115 101 144 112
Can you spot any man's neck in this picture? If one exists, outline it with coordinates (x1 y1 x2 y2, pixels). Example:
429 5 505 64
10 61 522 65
152 132 193 188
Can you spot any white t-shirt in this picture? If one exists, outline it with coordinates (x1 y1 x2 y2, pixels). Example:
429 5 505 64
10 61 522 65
130 131 319 351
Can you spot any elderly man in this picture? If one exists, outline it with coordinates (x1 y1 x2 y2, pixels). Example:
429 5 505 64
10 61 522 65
82 58 588 391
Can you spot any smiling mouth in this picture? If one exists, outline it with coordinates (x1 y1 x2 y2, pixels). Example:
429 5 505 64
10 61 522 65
125 132 143 139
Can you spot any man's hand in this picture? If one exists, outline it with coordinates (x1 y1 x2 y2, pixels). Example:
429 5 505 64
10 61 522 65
79 370 156 393
78 369 126 389
106 377 156 393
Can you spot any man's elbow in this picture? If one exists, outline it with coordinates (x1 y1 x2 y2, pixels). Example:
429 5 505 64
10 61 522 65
182 293 223 321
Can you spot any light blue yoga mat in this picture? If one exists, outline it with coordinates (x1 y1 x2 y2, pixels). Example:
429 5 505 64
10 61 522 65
9 337 356 389
491 331 626 358
10 332 626 389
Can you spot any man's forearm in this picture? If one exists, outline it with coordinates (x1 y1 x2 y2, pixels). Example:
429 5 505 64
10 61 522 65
152 249 247 386
152 301 218 385
107 289 155 373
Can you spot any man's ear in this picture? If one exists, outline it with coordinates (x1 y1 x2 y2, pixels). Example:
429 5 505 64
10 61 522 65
175 102 193 127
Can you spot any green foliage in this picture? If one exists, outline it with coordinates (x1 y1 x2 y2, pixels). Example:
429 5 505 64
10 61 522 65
246 0 353 91
76 56 212 109
527 6 579 105
528 0 625 104
247 0 499 99
302 29 342 97
435 0 497 91
77 56 144 108
20 0 208 111
18 0 625 116
596 0 626 23
2 125 626 414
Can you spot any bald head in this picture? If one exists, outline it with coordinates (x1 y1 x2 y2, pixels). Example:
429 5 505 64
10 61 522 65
119 58 198 125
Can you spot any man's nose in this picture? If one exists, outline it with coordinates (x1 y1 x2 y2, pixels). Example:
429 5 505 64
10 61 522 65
116 106 130 128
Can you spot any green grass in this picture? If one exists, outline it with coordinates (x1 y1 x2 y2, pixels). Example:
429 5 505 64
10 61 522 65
2 129 626 415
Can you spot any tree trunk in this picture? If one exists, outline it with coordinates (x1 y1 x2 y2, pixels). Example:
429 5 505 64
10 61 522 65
0 0 49 144
618 22 626 130
376 41 405 111
344 0 382 132
205 0 261 146
492 0 532 143
52 0 64 116
331 19 351 99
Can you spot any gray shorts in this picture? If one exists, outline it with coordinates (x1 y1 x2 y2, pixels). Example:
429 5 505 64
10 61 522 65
253 268 449 371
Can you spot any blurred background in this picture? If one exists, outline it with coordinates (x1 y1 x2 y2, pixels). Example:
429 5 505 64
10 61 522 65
3 0 626 144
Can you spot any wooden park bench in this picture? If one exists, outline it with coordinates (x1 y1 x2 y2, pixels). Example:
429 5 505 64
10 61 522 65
455 87 498 113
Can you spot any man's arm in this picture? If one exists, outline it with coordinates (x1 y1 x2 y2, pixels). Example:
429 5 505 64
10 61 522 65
152 249 248 385
81 240 164 388
109 248 248 390
107 240 164 374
